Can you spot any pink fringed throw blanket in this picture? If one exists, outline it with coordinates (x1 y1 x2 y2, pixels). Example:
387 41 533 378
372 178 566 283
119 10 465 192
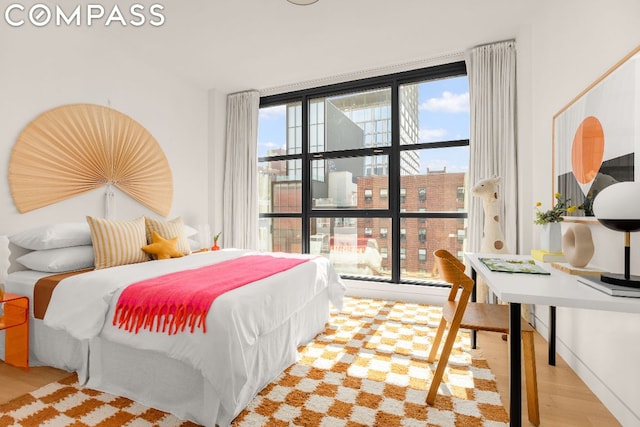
113 254 311 335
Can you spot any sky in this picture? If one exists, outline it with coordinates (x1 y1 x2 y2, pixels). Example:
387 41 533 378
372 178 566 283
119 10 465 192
258 76 470 174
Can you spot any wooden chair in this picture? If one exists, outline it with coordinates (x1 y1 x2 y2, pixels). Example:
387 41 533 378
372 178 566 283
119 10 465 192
426 249 540 426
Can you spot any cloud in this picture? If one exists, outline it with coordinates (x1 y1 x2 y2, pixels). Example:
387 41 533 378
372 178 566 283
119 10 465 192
259 105 286 120
419 91 469 113
419 128 447 142
259 141 279 149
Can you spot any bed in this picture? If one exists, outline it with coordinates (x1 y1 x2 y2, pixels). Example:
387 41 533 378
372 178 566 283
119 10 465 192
2 247 345 427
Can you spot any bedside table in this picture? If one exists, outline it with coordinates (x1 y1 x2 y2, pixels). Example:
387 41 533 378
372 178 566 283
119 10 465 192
0 292 29 369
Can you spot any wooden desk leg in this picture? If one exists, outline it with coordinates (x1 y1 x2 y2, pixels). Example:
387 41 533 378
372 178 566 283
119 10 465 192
549 306 556 366
509 302 522 427
470 268 477 349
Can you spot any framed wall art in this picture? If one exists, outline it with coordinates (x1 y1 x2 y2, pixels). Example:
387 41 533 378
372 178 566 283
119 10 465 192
553 45 639 218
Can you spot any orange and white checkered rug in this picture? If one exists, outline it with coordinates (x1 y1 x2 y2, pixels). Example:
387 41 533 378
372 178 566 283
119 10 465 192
0 297 508 426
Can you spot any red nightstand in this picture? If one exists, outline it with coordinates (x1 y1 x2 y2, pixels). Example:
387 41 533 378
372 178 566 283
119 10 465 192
0 292 29 369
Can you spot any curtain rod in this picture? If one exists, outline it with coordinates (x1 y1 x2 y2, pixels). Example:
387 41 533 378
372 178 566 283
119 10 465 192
470 39 516 50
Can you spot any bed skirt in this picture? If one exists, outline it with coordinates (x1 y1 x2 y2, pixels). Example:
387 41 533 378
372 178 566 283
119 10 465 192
0 289 331 427
0 317 87 378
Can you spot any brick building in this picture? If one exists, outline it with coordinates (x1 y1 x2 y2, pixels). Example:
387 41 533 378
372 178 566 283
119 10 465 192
356 169 466 279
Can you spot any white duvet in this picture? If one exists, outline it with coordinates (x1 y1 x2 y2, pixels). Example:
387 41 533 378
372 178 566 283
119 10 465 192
44 249 345 423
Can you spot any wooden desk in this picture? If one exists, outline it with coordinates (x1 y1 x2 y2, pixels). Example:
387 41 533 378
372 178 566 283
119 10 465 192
465 253 640 427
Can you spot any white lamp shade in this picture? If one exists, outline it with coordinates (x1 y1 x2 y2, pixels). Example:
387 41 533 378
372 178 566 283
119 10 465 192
593 181 640 219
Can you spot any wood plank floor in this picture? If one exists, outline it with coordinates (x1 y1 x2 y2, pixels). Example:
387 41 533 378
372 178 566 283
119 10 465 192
476 329 621 426
1 330 621 426
0 363 69 404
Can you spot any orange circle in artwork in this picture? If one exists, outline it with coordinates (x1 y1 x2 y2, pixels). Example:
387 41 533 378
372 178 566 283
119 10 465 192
571 116 605 184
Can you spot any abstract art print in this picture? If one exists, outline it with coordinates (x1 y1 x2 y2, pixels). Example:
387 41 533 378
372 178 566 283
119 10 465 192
553 46 639 217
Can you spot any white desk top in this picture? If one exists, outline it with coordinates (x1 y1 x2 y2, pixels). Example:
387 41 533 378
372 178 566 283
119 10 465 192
465 253 640 314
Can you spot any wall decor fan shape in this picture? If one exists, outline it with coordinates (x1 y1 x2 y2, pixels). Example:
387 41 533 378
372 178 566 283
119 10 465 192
9 104 173 217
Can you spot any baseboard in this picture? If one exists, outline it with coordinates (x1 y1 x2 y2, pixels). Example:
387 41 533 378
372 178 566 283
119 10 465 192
343 279 448 305
533 312 640 426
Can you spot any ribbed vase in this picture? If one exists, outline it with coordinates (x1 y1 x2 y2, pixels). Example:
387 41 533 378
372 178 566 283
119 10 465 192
540 222 562 253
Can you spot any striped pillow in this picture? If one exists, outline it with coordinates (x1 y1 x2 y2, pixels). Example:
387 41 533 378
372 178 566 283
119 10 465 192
144 216 192 256
86 216 149 270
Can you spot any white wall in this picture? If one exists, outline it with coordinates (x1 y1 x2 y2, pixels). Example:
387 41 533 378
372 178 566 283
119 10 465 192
518 1 640 424
0 25 210 236
207 89 227 243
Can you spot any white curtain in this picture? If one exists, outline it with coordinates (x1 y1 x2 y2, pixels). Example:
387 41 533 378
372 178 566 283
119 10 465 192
466 40 518 255
223 90 260 249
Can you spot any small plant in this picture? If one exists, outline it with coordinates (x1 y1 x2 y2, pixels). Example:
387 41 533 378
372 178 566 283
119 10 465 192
534 193 577 225
211 232 222 251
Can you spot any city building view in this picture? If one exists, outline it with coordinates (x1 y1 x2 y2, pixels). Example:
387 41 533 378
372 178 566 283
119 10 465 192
258 74 469 284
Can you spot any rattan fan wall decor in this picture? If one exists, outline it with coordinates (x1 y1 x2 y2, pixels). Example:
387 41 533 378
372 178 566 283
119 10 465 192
9 104 173 217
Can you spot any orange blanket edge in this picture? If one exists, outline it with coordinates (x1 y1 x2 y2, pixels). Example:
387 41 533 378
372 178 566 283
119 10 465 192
33 269 93 319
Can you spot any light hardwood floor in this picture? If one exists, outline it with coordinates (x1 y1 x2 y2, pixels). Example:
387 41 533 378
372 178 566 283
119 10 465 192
1 330 621 426
476 329 621 426
0 363 69 404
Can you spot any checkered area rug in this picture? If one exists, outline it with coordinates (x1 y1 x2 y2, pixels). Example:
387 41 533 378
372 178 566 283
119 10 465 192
0 373 198 426
233 297 508 426
0 297 508 426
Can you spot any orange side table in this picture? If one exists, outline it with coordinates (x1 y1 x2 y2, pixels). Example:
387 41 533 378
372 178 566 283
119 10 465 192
0 292 29 369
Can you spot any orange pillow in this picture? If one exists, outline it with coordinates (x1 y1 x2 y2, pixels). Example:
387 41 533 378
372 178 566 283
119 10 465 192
142 231 184 260
144 216 191 256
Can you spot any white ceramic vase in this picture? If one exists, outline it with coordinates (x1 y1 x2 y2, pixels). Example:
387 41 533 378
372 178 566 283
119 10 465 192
540 222 562 253
562 223 595 267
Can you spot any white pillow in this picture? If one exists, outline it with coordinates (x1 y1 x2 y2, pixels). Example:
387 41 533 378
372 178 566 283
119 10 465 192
16 246 94 273
9 222 92 250
184 224 199 238
188 238 202 251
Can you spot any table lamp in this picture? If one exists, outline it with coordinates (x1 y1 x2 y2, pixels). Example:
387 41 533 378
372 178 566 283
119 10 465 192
592 181 640 287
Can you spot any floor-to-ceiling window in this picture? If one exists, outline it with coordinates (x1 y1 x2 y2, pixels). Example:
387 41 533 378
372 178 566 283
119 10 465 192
258 62 469 285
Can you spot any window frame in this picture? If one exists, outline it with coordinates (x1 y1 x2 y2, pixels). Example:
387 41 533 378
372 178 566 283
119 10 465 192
418 248 427 263
418 227 427 243
259 61 468 285
380 227 388 239
418 187 427 203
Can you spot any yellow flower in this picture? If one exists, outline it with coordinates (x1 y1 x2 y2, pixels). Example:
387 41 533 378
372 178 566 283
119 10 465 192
534 192 574 225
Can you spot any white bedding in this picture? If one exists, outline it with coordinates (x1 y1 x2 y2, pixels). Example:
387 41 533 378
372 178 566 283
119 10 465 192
5 249 345 426
4 269 50 317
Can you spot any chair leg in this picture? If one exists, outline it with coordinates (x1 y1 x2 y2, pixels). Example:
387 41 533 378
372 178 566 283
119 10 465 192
522 330 540 426
428 318 447 363
426 322 460 404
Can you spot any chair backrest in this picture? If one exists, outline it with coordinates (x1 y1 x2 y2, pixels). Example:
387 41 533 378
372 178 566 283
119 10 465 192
433 249 475 304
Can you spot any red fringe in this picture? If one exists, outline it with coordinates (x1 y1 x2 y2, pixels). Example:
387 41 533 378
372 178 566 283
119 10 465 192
113 304 208 335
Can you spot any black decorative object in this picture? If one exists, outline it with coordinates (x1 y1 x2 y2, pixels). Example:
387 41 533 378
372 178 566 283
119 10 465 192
593 182 640 288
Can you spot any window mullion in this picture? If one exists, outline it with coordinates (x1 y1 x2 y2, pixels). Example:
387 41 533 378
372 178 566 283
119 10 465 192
390 81 401 284
302 95 311 254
